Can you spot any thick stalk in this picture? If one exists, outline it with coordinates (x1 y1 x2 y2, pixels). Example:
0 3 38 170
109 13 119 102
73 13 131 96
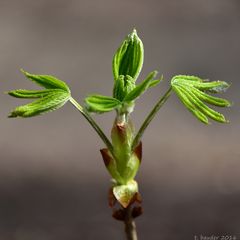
132 87 172 150
124 206 138 240
69 97 114 155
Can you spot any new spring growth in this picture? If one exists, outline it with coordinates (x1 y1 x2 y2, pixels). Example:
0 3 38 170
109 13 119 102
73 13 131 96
7 29 231 209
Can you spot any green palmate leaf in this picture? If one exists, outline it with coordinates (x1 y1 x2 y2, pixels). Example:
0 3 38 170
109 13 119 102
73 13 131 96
8 70 72 118
85 95 121 113
8 89 57 98
112 29 144 82
171 75 230 124
9 90 70 117
21 69 70 93
123 71 160 102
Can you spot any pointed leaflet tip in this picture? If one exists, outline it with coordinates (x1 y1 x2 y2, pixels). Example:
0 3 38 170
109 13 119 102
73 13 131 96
129 28 138 39
20 68 26 75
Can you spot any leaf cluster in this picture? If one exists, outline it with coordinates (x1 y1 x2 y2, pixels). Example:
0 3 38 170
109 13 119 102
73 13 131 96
171 75 231 124
8 70 71 117
85 71 162 114
7 30 231 126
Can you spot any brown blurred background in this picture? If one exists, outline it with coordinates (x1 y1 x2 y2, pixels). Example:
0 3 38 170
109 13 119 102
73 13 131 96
0 0 239 239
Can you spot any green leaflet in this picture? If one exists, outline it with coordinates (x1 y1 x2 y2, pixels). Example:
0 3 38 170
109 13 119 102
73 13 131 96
124 71 160 102
9 90 70 117
190 87 231 107
172 85 208 124
179 85 227 123
148 78 162 88
172 75 229 93
171 75 230 124
172 75 203 82
8 89 57 98
112 29 144 82
192 81 230 93
21 69 70 93
85 95 121 113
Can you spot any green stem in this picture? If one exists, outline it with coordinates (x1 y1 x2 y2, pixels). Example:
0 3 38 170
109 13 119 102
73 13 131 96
132 87 172 150
69 97 114 154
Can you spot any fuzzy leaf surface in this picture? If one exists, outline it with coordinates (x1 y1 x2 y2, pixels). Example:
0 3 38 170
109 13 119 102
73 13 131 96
8 89 58 98
112 29 144 82
9 90 70 117
8 70 71 117
21 69 70 92
171 75 230 124
85 95 121 113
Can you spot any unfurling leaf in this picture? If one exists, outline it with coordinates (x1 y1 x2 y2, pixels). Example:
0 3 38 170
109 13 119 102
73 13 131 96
112 29 144 82
113 75 126 101
124 71 161 102
9 90 70 117
171 75 230 124
85 95 121 113
8 70 71 117
113 75 135 101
